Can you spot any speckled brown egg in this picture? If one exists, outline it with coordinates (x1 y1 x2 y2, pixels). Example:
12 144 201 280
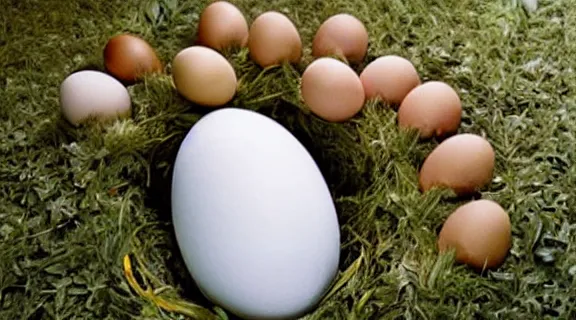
301 57 365 122
104 34 162 83
248 11 302 68
172 46 237 107
397 81 462 139
359 55 421 106
312 14 368 63
419 133 495 196
438 199 511 270
196 1 249 51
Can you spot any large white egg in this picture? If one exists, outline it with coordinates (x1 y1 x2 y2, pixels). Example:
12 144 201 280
171 108 341 320
60 70 131 126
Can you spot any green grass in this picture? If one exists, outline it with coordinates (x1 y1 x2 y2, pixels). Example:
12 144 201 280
1 0 576 319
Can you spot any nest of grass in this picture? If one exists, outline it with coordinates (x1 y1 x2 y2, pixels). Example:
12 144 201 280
2 0 576 319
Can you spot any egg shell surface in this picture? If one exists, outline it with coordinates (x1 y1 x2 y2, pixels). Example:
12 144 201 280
196 1 249 51
172 46 237 107
104 34 162 83
359 55 421 105
312 13 369 63
438 199 511 270
248 11 302 68
60 70 131 126
171 108 341 320
419 133 495 196
397 81 462 139
301 57 365 122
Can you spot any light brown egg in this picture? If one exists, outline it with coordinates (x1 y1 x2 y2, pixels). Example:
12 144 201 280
104 34 162 83
419 133 495 196
196 1 249 51
301 57 365 122
359 55 421 106
172 46 237 107
248 11 302 68
438 199 511 270
397 81 462 139
312 14 368 63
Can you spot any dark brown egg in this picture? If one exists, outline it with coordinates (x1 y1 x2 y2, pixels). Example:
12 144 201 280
104 34 162 83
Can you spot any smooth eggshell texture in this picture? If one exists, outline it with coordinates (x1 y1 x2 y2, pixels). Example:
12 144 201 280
104 34 162 83
60 70 131 126
196 1 249 51
438 199 511 270
301 57 365 122
312 13 369 63
172 46 237 107
248 11 302 68
359 55 421 105
419 133 495 196
397 81 462 139
171 108 340 319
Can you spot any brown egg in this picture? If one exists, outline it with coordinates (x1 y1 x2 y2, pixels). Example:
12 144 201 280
438 199 511 270
419 133 495 196
196 1 249 51
397 81 462 139
104 34 162 83
312 14 368 63
359 55 421 106
172 46 237 107
248 11 302 68
301 57 365 122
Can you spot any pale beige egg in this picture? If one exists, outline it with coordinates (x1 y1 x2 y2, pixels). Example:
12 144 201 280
60 70 132 126
172 46 237 107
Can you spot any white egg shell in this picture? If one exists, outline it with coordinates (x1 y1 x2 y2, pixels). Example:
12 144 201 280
171 108 341 320
60 70 131 126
